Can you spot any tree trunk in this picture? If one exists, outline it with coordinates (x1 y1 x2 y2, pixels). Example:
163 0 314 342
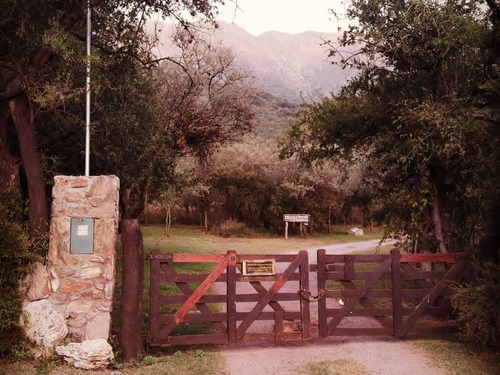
133 177 150 219
163 201 172 236
328 205 332 234
204 209 209 233
9 95 48 234
431 181 448 254
0 104 20 195
121 177 151 219
119 219 145 362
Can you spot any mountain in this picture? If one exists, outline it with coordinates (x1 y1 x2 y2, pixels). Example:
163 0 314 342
154 22 357 102
214 22 357 101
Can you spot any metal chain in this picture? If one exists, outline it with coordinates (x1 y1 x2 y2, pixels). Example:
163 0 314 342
298 288 327 302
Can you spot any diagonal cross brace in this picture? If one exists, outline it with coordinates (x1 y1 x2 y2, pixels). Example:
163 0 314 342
327 256 393 335
159 252 230 337
401 260 466 336
160 263 227 334
250 281 286 313
236 254 303 341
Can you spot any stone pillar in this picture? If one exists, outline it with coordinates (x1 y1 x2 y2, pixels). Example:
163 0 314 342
48 175 120 341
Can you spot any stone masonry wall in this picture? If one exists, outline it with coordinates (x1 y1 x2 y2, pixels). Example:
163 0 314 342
48 175 120 341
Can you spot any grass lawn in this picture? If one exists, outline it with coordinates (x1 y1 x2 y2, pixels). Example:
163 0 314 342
411 336 500 375
0 348 226 375
140 224 383 255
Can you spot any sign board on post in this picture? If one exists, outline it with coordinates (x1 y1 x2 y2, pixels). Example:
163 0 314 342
283 214 310 239
283 214 310 223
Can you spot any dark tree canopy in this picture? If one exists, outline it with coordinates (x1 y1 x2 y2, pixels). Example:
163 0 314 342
283 0 499 254
0 0 231 231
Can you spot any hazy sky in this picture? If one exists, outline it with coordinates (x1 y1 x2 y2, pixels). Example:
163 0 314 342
217 0 351 36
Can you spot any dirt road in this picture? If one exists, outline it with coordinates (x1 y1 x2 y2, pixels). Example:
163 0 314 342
220 336 442 375
297 238 398 262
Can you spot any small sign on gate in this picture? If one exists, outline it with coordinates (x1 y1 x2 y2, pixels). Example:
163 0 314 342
242 259 276 276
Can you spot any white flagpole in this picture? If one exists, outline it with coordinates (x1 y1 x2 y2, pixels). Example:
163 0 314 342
85 0 91 176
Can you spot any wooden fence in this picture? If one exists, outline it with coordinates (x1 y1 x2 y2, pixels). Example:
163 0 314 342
147 249 470 347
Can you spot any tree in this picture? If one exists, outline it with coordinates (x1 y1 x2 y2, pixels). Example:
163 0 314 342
0 0 225 237
126 26 257 230
174 136 360 234
154 27 256 160
283 0 499 254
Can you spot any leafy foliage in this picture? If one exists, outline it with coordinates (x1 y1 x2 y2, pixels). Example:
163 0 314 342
452 262 500 349
214 219 252 238
0 193 40 354
282 0 499 253
0 0 229 228
174 136 366 233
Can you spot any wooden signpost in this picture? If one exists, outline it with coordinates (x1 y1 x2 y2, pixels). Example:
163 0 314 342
283 214 310 239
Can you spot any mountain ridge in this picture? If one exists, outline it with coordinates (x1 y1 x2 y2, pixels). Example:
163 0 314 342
154 21 357 101
214 22 357 101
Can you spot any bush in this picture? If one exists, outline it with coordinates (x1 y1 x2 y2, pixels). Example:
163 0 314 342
215 219 251 238
0 193 40 355
451 261 500 350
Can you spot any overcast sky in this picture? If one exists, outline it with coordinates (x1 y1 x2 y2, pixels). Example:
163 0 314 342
216 0 351 36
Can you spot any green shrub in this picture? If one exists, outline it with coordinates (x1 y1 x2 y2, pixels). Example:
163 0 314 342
0 193 41 355
215 219 251 238
142 355 158 365
451 261 500 350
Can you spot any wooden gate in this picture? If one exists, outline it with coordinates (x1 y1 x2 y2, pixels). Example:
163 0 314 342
147 250 310 346
317 249 469 338
148 248 469 346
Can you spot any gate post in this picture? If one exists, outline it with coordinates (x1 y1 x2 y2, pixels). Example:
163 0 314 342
119 219 145 361
226 251 237 344
317 249 328 338
299 250 311 340
391 248 403 337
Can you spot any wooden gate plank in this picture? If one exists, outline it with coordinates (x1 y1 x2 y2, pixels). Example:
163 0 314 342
345 256 355 280
236 255 302 341
159 263 227 334
148 249 161 344
317 249 328 338
401 259 466 336
391 249 403 337
327 256 393 335
299 251 311 340
227 251 238 344
275 310 284 341
171 253 225 263
249 281 287 312
159 252 230 337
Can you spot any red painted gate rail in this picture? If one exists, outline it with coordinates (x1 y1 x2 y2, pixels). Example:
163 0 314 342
147 249 470 347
